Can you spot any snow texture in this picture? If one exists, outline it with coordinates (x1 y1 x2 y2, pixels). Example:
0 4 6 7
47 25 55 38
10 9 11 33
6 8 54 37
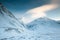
0 4 60 40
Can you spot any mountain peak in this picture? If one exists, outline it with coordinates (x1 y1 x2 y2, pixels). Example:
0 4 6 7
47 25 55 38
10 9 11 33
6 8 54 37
0 4 25 33
26 17 60 31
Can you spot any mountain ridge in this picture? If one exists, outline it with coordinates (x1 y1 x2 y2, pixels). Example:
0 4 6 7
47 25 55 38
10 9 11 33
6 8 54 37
26 17 60 31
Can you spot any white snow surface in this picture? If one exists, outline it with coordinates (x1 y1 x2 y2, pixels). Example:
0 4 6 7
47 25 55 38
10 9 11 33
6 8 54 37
0 4 60 40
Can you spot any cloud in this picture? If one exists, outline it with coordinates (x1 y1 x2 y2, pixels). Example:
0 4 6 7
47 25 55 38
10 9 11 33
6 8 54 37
22 4 58 24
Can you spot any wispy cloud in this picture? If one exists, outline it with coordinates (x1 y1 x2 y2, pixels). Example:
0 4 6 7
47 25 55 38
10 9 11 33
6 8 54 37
21 0 60 24
22 4 58 24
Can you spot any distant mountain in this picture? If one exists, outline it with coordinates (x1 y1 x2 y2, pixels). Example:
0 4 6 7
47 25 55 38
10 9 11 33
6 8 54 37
25 17 60 40
26 17 60 30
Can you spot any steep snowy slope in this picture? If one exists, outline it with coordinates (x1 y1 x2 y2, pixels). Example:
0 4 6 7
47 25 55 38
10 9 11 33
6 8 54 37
0 3 25 39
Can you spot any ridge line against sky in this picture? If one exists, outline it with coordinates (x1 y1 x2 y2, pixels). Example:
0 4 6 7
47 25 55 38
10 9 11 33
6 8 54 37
0 0 60 22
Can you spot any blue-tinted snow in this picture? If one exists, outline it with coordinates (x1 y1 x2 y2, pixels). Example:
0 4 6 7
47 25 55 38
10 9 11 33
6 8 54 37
0 4 60 40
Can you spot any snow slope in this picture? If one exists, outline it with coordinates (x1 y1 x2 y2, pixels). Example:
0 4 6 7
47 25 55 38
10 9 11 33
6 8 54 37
0 3 25 39
0 3 60 40
26 17 60 40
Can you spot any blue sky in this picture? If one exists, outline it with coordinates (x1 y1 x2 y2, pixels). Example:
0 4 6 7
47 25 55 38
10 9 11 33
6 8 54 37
0 0 60 21
0 0 49 14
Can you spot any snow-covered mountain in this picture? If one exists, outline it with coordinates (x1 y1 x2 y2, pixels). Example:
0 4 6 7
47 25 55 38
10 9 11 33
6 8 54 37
0 3 25 39
26 17 60 32
0 3 60 40
26 17 60 40
26 17 60 30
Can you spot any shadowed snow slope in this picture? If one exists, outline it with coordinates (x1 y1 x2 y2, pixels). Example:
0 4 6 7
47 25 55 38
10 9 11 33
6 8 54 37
0 3 25 39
